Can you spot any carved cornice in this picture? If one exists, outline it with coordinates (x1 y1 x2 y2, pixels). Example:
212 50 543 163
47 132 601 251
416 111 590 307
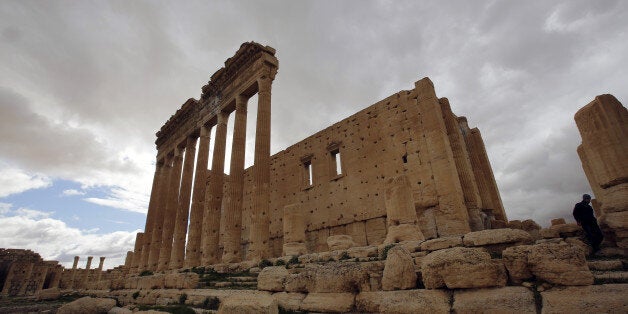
155 98 199 147
201 42 277 100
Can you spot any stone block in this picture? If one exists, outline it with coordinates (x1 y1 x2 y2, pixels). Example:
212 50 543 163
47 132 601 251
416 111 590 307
347 245 378 258
355 290 450 313
327 235 355 251
548 223 582 237
284 271 314 293
462 228 533 246
502 242 593 285
541 284 628 313
551 218 566 226
36 287 61 300
257 266 289 292
282 242 307 256
453 287 536 313
312 262 370 293
57 296 116 314
300 293 355 313
218 294 278 314
421 247 507 289
420 236 463 251
381 246 416 291
271 292 305 312
365 217 387 245
384 224 424 244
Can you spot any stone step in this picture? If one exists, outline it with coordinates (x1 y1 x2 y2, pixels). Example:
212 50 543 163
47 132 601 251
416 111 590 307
587 260 624 271
227 276 257 282
212 281 257 287
592 271 628 284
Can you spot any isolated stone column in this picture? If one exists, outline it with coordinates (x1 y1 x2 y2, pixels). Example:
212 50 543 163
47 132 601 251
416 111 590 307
248 77 273 261
185 125 212 267
575 95 628 248
170 136 198 269
282 204 307 256
69 256 79 289
158 149 183 271
140 160 165 271
201 111 229 265
81 256 93 288
148 155 172 270
384 175 425 244
97 257 105 281
440 99 484 231
222 96 249 263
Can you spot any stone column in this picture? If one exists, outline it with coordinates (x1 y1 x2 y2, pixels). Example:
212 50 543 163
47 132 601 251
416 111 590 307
170 136 198 269
148 155 172 270
201 111 229 265
384 175 425 244
459 120 507 222
440 99 484 231
124 251 133 267
97 257 105 281
248 77 272 261
81 256 93 288
17 263 34 295
51 266 62 288
140 160 165 271
185 125 212 267
158 148 183 271
131 232 144 273
282 204 307 256
69 256 79 289
222 96 249 263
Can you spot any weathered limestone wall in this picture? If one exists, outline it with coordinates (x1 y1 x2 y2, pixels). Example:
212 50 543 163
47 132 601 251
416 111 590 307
227 77 505 259
575 94 628 249
0 249 74 296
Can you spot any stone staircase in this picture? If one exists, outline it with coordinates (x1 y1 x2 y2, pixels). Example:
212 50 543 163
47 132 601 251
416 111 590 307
587 257 628 284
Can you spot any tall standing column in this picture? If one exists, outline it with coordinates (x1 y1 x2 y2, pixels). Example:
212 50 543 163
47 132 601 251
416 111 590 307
170 136 198 269
185 126 211 267
81 256 93 288
148 155 172 270
201 111 229 265
158 148 183 271
69 256 79 289
131 232 144 273
222 95 249 263
140 160 165 271
97 257 105 281
248 77 272 261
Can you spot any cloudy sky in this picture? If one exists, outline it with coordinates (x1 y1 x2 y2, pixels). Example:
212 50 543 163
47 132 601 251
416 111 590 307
0 1 626 269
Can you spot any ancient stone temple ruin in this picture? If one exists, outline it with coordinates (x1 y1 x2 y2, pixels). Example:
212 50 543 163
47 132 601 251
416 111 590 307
125 42 506 273
2 42 626 313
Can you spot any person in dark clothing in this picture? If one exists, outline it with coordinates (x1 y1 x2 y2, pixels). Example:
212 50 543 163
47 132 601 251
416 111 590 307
573 194 603 253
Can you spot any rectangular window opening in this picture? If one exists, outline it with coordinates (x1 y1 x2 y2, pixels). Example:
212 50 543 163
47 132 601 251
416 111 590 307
332 149 342 176
303 160 313 186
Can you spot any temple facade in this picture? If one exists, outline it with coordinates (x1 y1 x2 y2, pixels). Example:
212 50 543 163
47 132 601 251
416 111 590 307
127 42 507 272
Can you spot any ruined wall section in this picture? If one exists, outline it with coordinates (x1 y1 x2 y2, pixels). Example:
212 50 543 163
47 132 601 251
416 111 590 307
230 78 496 257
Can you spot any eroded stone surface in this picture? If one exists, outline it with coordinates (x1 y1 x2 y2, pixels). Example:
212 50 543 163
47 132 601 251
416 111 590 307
453 287 536 313
502 242 593 285
382 246 417 291
355 290 450 313
421 247 507 289
541 284 628 313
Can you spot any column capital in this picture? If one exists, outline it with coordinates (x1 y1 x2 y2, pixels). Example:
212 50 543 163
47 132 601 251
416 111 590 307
258 77 272 94
235 95 248 111
186 135 197 147
217 111 229 125
200 125 211 137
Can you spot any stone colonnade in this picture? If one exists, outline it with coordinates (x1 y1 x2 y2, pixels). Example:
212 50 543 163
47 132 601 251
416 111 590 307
133 43 279 272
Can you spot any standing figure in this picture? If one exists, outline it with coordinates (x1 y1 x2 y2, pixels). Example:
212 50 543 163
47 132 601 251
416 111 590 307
573 194 603 253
